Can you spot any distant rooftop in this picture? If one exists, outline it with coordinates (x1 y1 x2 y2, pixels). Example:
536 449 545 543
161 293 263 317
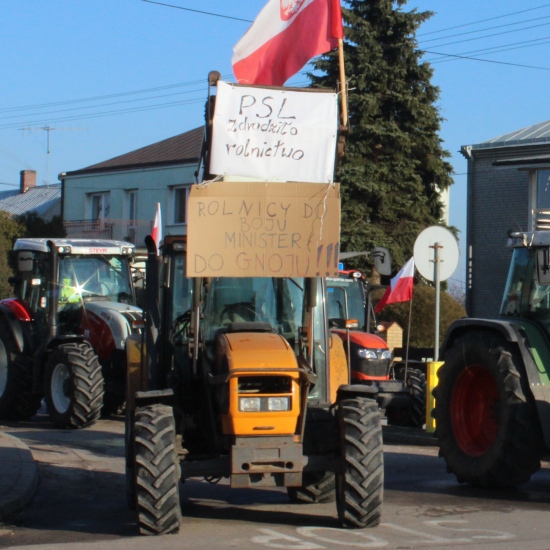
465 119 550 153
0 184 61 218
63 126 204 177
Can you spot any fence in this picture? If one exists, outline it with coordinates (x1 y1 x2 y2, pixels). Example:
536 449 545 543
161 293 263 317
64 219 153 245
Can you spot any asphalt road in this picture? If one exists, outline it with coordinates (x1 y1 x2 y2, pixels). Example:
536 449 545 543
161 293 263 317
1 406 550 549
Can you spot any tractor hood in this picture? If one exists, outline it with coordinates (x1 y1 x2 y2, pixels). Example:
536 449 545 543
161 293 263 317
332 329 388 349
82 301 143 355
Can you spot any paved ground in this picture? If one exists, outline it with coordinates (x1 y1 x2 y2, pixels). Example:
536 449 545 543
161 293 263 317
0 421 436 522
0 432 38 521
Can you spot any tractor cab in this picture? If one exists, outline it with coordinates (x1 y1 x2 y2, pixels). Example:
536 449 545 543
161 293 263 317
500 232 550 325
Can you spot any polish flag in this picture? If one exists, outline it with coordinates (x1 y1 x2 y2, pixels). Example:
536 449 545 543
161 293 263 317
151 202 162 254
232 0 344 86
374 258 415 313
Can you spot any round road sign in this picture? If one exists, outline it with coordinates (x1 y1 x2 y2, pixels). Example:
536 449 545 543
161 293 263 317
413 226 459 282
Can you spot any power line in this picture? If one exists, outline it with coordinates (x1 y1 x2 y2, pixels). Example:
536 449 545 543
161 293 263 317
419 20 550 50
424 50 550 72
418 3 550 37
419 14 550 45
142 0 253 23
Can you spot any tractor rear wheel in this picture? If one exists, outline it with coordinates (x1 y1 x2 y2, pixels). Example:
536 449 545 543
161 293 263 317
385 367 426 428
0 326 42 420
45 342 104 429
287 471 335 503
335 397 384 528
134 404 181 535
433 332 543 488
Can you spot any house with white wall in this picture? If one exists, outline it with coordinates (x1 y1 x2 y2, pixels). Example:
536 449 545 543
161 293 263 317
60 127 203 245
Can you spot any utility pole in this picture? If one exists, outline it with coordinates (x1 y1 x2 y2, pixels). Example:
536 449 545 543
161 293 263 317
19 125 87 186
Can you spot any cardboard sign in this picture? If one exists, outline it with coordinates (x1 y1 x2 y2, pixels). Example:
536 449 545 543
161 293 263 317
187 181 341 277
210 81 338 184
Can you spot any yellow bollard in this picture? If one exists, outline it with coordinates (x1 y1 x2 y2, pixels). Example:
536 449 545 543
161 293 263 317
426 361 444 433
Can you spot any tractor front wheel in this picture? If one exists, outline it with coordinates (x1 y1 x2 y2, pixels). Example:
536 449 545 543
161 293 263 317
335 397 384 528
45 342 104 429
385 366 426 428
134 404 181 535
433 332 543 488
287 471 335 504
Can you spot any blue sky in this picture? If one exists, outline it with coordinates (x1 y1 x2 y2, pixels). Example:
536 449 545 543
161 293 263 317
3 1 550 290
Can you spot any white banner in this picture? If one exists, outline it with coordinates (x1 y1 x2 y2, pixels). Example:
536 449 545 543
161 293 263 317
210 81 338 184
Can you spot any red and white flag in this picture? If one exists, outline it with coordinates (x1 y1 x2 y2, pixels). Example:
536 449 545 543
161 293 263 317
374 257 415 313
151 202 162 254
232 0 344 86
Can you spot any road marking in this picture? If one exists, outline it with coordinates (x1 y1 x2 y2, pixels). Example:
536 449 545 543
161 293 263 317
251 520 516 548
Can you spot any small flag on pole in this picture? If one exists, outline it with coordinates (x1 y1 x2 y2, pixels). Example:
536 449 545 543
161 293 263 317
232 0 344 86
374 257 415 313
151 202 162 254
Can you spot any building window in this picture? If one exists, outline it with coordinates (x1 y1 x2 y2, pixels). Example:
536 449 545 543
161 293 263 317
90 192 110 220
127 190 137 222
173 186 190 224
537 170 550 209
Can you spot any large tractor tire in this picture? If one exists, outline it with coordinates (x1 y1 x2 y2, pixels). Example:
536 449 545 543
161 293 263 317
0 325 42 420
125 407 137 509
385 367 426 428
433 332 543 488
44 342 104 429
287 471 335 504
335 397 384 528
134 404 181 535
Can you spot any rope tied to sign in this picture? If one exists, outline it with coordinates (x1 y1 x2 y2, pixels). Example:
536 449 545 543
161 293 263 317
196 174 223 188
317 181 336 242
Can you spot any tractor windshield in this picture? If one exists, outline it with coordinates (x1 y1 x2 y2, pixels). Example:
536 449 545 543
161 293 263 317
500 247 550 322
58 255 134 307
203 277 303 348
326 274 366 330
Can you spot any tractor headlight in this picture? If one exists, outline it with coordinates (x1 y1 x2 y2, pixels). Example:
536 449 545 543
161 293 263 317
268 397 289 411
239 397 261 412
357 348 378 360
380 350 392 361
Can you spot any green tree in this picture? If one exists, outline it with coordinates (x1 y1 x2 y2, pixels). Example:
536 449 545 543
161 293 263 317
0 212 25 299
310 0 454 269
376 282 466 348
16 213 66 239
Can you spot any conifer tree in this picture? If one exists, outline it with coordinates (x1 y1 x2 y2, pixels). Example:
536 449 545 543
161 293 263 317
310 0 454 269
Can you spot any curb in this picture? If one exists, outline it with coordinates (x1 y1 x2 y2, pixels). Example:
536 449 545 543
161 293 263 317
0 433 39 521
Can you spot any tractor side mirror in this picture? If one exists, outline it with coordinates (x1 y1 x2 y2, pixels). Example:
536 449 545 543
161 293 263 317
17 251 34 272
373 247 391 276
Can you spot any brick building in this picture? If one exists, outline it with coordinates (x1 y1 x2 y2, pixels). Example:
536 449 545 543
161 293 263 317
463 120 550 318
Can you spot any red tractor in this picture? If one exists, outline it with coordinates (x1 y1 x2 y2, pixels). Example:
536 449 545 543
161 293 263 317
326 252 426 428
0 238 143 428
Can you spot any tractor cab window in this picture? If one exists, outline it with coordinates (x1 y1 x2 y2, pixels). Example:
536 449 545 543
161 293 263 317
526 248 550 318
203 277 303 347
170 252 191 323
501 248 529 316
326 275 366 330
15 250 50 315
57 255 134 308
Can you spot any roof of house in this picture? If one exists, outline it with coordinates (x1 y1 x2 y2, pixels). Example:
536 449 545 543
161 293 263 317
0 184 61 217
63 126 204 177
467 119 550 152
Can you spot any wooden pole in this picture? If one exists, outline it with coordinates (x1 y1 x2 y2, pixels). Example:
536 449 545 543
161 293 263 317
338 38 348 128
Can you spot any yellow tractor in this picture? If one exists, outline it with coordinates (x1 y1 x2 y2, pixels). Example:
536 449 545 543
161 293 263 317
125 235 384 534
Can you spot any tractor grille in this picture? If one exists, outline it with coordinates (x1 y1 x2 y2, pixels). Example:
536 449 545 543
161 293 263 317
238 376 291 394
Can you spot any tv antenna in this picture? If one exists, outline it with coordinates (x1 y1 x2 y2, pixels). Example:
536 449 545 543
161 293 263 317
19 125 87 186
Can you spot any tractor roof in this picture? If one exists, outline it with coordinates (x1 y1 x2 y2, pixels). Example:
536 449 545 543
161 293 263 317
14 238 135 255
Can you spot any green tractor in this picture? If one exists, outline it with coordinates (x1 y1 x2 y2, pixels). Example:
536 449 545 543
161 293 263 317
433 230 550 487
